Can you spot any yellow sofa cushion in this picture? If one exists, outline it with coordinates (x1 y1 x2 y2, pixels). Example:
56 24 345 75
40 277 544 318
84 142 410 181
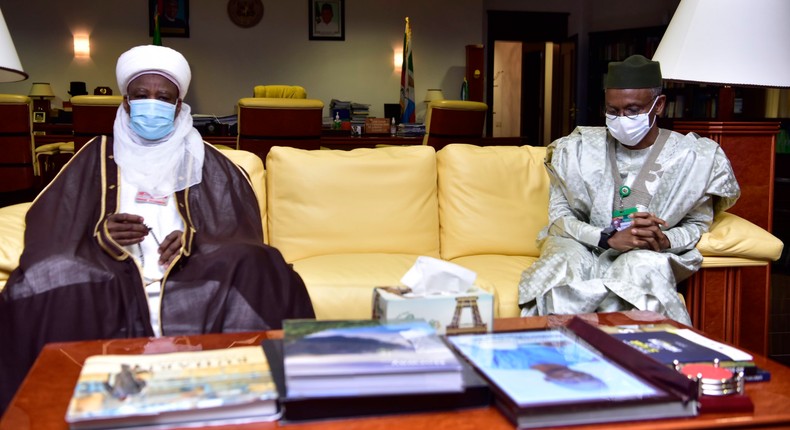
217 147 267 241
292 253 500 320
437 144 550 260
450 254 538 318
266 146 441 262
0 202 31 291
697 211 784 261
291 253 426 319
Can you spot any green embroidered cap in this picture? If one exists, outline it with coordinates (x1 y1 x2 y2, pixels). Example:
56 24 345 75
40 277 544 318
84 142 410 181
605 55 662 89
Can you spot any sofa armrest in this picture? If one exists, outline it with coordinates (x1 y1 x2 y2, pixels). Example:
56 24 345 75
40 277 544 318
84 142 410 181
0 202 31 291
697 211 783 261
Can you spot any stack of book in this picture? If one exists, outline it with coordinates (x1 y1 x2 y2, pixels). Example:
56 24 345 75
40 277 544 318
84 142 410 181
263 319 490 421
328 99 351 120
350 102 370 130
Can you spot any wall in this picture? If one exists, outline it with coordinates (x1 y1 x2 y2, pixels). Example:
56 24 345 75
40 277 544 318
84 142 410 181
0 0 483 118
0 0 678 121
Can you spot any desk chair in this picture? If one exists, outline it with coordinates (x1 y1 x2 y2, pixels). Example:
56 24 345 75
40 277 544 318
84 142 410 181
71 95 123 152
422 100 488 150
252 85 307 99
0 94 36 193
237 97 324 163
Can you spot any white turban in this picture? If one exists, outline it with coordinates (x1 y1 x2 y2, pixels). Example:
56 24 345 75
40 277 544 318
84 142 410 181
115 45 191 98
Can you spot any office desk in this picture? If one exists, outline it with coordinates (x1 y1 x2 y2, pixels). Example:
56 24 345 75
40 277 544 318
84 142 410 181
3 311 789 429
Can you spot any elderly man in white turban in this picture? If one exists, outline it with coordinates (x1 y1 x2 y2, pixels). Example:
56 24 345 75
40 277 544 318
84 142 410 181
0 45 315 413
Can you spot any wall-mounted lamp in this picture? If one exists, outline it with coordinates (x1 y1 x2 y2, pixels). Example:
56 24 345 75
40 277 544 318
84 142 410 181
393 49 403 73
73 34 90 59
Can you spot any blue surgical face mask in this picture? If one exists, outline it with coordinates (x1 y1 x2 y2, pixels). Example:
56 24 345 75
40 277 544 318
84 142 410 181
129 99 177 141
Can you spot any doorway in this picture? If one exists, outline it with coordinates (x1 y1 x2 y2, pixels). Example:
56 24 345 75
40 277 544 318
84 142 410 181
486 11 575 146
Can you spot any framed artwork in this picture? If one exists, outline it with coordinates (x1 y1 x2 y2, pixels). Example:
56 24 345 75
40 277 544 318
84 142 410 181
32 111 46 123
149 0 190 38
309 0 344 41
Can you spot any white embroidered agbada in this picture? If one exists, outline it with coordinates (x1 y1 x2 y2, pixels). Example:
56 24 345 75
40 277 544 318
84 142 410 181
518 126 740 325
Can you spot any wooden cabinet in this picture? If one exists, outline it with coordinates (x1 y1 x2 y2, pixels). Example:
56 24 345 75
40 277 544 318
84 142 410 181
675 121 779 356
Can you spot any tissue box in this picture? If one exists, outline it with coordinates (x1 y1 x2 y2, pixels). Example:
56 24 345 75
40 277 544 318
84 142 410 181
372 286 493 335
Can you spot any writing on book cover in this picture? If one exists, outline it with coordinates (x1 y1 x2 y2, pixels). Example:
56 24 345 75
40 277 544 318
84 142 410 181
65 346 278 429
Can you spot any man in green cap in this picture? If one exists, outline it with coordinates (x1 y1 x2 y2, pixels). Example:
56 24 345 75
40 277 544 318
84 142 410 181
518 54 740 325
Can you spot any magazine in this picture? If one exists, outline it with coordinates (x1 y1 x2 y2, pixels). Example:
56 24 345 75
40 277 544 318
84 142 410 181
447 318 698 428
65 346 278 429
282 319 463 397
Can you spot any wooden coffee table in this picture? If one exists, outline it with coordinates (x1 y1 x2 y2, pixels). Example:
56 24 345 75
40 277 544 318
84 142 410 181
2 310 789 430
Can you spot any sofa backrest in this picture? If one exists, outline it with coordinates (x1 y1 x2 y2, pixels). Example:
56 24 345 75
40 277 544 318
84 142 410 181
265 145 441 262
437 144 550 260
217 147 267 240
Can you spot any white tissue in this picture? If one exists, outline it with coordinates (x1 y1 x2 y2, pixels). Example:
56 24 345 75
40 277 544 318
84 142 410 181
400 256 477 296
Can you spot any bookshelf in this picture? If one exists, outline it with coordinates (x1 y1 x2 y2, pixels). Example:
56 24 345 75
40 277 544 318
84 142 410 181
587 26 666 125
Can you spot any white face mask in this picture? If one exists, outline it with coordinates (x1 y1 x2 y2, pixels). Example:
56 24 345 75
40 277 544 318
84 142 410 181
605 97 658 147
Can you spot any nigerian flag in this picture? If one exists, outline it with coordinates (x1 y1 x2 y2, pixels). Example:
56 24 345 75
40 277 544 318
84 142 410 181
400 17 415 124
153 0 162 46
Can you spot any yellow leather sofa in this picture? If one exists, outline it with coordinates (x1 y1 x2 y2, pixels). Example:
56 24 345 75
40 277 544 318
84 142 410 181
0 145 783 337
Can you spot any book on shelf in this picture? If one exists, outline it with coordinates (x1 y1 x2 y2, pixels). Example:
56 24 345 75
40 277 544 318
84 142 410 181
281 319 464 398
447 317 698 429
599 323 769 382
64 346 279 430
262 336 490 421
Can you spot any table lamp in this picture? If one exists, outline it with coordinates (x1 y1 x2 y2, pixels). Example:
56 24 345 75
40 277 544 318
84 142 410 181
0 8 27 82
424 89 444 105
29 82 55 115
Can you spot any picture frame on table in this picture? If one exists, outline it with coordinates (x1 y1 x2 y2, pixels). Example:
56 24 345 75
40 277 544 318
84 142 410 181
308 0 345 41
149 0 190 38
32 111 46 123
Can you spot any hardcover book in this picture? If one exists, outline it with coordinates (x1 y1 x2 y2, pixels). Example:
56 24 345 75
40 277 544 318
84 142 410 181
263 337 490 421
447 317 698 428
65 346 279 429
282 319 464 398
601 324 753 365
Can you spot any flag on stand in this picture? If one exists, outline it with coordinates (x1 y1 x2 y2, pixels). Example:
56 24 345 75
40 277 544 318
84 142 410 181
153 0 163 46
399 17 415 124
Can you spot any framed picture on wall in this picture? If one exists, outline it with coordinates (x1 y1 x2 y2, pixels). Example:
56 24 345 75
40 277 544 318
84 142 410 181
309 0 345 41
149 0 190 38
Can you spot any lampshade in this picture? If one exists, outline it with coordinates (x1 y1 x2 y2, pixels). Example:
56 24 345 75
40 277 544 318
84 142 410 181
652 0 790 88
424 89 444 103
29 82 55 98
0 8 26 82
